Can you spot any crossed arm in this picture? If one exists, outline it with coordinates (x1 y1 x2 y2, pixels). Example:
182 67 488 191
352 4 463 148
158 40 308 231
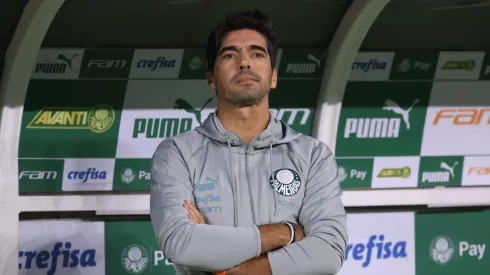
184 200 305 274
149 140 348 275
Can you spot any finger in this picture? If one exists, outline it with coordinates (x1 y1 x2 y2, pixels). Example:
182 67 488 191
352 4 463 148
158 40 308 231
187 211 198 221
188 214 198 224
184 200 205 224
196 213 205 224
185 204 200 220
185 204 204 224
184 200 196 213
192 208 205 224
188 213 203 224
186 201 203 219
188 204 205 224
189 210 202 223
184 201 198 217
191 204 205 223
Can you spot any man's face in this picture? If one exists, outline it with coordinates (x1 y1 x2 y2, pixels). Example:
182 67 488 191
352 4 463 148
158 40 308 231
207 29 278 107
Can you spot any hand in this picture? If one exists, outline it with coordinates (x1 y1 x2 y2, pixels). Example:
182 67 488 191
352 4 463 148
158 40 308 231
184 200 205 224
220 265 242 275
216 254 270 275
215 261 249 275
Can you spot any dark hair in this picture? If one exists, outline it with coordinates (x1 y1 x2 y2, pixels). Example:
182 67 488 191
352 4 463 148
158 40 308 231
206 9 278 73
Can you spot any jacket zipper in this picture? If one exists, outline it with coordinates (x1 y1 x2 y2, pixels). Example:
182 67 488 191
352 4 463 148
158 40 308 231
245 145 257 224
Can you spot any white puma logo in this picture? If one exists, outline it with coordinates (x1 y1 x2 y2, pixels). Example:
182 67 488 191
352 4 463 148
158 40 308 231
382 99 420 130
307 54 325 68
440 161 459 178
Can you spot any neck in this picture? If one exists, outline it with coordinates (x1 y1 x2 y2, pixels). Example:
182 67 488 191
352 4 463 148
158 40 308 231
217 97 270 144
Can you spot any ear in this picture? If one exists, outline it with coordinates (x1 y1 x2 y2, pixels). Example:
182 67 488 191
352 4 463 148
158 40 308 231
270 68 278 89
206 72 216 90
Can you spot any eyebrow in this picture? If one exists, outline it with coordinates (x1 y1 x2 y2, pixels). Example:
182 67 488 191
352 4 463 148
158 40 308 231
250 45 268 54
218 46 238 56
218 44 268 56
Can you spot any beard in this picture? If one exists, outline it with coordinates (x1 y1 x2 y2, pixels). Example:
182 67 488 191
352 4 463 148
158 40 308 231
223 86 268 107
219 70 270 107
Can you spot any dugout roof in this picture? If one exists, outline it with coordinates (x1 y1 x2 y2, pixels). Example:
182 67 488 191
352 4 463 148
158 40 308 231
1 0 490 56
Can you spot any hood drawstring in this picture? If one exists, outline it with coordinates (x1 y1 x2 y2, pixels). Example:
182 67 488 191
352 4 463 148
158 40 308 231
225 136 238 227
269 142 278 219
194 112 304 226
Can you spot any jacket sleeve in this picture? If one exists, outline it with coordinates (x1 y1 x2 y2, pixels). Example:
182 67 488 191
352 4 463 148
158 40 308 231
149 138 261 271
267 143 348 275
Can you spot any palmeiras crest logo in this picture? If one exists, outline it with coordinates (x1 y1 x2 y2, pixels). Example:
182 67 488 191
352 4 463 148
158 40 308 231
122 244 149 274
269 168 301 196
430 235 455 265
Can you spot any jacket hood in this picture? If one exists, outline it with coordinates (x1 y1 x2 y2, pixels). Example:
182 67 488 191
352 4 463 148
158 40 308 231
195 110 303 149
194 110 304 225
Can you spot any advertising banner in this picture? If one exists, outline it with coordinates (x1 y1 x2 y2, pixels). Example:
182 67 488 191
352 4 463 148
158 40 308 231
20 210 490 274
19 49 490 192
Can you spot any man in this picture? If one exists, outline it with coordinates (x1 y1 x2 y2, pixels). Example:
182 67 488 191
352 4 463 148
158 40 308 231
150 9 347 275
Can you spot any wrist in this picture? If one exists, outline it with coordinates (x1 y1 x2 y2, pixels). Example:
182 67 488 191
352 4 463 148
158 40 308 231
224 260 246 275
281 222 296 245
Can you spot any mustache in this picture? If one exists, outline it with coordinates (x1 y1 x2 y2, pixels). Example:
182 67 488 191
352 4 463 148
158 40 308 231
232 70 262 82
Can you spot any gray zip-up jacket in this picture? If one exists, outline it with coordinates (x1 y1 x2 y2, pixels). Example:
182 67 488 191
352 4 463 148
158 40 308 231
150 111 348 275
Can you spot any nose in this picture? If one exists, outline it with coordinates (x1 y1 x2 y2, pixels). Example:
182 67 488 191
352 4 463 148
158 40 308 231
238 53 251 70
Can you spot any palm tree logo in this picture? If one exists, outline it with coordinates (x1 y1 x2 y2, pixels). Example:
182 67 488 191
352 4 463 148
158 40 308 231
174 98 213 126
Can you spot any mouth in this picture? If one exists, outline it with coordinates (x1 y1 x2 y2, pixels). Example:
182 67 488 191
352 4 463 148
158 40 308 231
235 75 258 84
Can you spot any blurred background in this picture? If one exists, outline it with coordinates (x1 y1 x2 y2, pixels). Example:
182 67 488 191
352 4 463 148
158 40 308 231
1 0 489 274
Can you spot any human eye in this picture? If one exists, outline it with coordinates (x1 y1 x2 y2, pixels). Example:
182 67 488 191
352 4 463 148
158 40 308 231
253 52 266 58
222 53 234 59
